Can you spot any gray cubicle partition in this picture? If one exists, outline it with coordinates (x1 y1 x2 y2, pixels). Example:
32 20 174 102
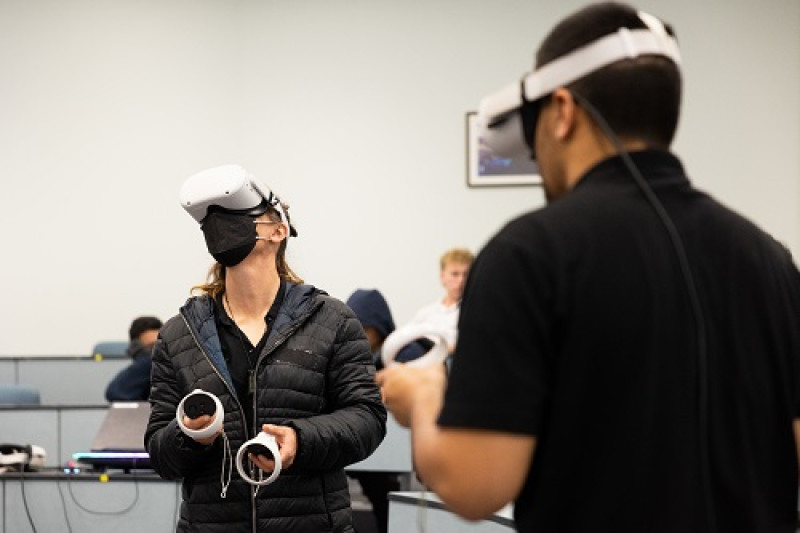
0 473 180 533
0 360 14 383
0 405 108 467
347 416 412 473
0 357 128 405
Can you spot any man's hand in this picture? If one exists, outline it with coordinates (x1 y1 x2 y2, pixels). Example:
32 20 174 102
249 424 297 472
375 363 447 427
182 414 222 446
377 361 535 521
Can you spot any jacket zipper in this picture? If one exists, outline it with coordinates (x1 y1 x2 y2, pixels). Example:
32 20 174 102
246 306 321 532
181 313 259 531
185 298 322 532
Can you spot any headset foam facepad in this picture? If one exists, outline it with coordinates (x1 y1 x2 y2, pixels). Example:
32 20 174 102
477 11 681 160
180 164 292 233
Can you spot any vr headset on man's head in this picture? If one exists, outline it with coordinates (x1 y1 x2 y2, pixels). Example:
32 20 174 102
477 11 681 161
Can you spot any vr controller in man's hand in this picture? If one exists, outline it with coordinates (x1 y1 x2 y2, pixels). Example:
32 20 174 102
381 324 451 369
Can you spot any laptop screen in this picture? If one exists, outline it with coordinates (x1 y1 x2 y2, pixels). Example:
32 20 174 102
73 402 151 470
91 402 151 451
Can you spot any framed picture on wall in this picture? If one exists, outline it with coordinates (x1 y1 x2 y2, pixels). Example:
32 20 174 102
465 111 542 187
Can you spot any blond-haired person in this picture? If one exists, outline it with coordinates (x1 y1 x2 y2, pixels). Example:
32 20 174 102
400 247 474 358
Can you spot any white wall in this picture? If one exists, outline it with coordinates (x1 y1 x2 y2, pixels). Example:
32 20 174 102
0 0 797 355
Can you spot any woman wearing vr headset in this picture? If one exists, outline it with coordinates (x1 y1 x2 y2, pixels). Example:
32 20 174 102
378 3 800 533
145 164 386 532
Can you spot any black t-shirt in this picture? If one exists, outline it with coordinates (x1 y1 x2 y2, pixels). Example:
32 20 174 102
438 151 800 532
214 279 286 435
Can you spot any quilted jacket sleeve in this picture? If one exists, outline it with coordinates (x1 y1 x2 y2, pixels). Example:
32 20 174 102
144 320 219 480
285 304 387 472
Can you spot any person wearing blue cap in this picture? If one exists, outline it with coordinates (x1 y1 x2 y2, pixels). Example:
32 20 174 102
346 289 395 368
344 288 400 533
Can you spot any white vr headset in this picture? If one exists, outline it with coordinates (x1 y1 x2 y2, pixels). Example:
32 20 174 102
0 443 46 472
477 11 681 160
180 164 292 234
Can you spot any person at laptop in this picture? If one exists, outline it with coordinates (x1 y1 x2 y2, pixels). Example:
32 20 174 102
145 164 386 532
104 316 162 402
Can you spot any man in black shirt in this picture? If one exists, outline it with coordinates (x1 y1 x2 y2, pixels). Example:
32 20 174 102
377 3 800 532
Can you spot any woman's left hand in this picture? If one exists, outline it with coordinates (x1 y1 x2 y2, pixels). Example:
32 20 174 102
249 423 297 472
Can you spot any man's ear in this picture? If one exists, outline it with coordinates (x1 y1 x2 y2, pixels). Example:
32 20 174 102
551 88 578 142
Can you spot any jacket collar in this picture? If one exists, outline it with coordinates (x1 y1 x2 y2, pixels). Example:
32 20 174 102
179 282 325 389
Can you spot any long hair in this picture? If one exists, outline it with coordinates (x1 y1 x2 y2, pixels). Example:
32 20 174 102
191 201 303 297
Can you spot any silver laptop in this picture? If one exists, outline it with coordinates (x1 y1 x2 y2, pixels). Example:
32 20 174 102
72 402 151 470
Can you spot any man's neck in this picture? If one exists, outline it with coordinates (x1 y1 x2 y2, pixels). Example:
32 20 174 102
564 133 648 190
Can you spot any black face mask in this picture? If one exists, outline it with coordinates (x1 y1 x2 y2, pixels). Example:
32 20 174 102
201 211 258 267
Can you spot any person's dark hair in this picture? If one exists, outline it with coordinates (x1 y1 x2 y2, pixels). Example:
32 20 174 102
129 316 163 341
535 2 681 148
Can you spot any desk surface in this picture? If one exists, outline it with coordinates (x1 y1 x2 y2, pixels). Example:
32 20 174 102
389 491 514 527
388 491 514 532
0 404 108 411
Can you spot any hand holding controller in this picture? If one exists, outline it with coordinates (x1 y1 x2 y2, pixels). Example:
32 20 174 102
381 323 450 369
176 389 224 442
235 432 282 486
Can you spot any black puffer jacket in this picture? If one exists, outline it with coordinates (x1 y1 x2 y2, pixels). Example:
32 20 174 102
145 283 387 532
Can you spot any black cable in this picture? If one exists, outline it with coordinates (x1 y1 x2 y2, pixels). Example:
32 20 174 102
66 467 140 515
55 478 74 533
571 91 716 533
19 464 38 533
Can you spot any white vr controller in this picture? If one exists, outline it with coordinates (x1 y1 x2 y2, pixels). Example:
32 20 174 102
176 389 224 440
381 323 451 368
176 389 281 486
235 432 282 486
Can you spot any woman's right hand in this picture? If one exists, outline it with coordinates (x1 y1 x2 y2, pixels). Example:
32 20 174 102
182 414 222 445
